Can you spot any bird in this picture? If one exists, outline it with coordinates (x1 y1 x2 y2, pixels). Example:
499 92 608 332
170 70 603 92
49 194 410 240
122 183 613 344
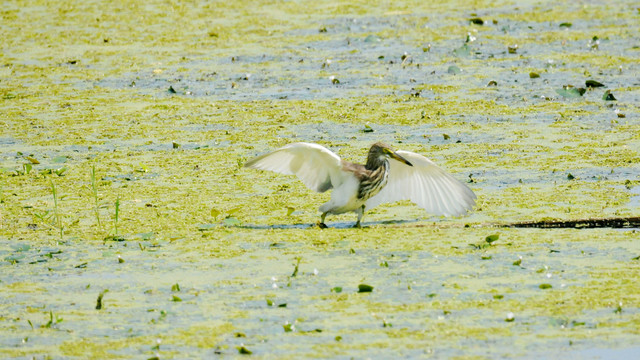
244 142 476 228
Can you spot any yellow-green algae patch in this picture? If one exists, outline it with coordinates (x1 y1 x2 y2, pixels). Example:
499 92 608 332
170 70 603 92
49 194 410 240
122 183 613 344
171 321 235 349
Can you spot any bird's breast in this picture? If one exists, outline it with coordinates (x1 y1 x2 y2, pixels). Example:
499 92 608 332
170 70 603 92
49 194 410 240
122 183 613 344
357 163 389 201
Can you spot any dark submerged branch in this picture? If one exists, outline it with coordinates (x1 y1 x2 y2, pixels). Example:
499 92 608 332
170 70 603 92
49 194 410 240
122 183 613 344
390 216 640 229
505 216 640 229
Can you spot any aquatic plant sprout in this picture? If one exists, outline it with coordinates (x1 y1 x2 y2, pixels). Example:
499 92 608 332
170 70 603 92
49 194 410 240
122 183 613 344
49 178 63 240
90 164 101 229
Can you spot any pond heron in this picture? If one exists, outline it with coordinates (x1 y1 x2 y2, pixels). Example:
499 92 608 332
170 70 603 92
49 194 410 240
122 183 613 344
244 142 476 227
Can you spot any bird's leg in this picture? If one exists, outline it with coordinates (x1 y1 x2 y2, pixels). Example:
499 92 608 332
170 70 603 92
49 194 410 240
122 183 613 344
318 212 328 229
353 205 365 228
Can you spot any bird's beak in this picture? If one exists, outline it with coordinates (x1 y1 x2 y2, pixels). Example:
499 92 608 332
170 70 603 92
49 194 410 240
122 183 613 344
390 152 413 167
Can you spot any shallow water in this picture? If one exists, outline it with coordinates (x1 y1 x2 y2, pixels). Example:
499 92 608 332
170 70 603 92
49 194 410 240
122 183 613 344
1 0 640 358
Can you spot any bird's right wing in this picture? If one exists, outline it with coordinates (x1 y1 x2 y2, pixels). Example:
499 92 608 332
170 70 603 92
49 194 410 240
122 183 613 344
244 142 344 193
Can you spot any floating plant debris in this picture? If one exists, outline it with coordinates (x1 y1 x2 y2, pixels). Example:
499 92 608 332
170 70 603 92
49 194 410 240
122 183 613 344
96 290 109 310
556 85 585 98
447 65 462 74
485 234 499 244
585 80 605 88
603 90 616 101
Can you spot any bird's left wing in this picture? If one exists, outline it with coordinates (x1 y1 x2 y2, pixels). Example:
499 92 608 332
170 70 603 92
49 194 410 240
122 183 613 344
365 150 476 216
244 142 344 193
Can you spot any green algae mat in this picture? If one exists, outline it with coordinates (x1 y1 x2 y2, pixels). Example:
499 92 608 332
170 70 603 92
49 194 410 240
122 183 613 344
1 0 640 358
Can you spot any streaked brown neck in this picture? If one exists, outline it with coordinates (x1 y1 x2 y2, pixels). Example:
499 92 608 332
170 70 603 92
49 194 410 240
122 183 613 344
358 158 389 199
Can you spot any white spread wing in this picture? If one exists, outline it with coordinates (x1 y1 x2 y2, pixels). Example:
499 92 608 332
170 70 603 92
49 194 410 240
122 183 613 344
366 150 476 216
244 142 344 193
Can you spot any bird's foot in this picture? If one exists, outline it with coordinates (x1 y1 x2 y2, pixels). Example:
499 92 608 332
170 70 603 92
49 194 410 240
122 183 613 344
352 222 362 229
317 222 328 229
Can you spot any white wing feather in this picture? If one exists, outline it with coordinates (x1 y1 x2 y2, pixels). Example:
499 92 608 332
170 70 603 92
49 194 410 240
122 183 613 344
365 150 476 216
244 142 344 193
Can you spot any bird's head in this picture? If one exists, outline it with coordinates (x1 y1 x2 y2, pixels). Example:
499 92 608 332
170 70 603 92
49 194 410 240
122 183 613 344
367 142 413 169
